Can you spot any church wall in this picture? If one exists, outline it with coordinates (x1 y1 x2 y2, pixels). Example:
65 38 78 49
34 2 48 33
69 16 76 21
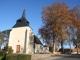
26 28 34 54
42 47 49 53
8 31 13 46
8 26 49 54
38 44 42 53
8 26 34 54
34 44 38 53
8 27 26 53
34 43 49 54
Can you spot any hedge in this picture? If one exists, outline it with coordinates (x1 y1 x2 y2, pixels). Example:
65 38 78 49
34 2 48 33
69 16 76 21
0 56 3 60
6 54 31 60
0 51 4 56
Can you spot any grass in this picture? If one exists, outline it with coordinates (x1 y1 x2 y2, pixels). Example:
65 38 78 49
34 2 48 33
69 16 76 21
0 56 3 60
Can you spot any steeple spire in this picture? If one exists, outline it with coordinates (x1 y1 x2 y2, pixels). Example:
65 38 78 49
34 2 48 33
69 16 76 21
22 9 26 18
12 8 29 28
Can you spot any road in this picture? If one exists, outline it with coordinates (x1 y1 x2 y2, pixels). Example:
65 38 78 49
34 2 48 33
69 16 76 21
38 54 80 60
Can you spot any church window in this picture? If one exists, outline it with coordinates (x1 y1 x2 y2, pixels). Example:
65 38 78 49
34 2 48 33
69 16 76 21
18 40 19 42
27 21 29 24
17 20 22 22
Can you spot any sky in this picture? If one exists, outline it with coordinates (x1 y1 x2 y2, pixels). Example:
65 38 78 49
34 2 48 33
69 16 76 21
0 0 80 48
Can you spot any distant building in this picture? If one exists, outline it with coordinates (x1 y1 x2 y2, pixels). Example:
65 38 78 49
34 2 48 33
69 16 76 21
8 9 49 54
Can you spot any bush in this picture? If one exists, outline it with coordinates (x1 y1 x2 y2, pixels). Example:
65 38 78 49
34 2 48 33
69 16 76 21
6 54 31 60
7 46 13 54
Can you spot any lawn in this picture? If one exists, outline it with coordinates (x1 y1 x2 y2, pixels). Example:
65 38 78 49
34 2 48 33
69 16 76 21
0 56 3 60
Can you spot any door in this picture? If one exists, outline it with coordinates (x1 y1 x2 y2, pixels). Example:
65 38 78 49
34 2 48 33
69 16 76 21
16 45 20 53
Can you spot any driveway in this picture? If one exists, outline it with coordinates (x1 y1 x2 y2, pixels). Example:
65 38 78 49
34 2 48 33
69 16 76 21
38 54 80 60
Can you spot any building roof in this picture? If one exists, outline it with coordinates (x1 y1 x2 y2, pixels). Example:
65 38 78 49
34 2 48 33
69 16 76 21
34 35 43 45
12 9 29 28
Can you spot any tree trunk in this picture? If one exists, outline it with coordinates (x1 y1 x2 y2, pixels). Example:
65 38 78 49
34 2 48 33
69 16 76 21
68 34 71 54
53 40 55 54
69 41 71 54
61 41 64 54
76 40 79 54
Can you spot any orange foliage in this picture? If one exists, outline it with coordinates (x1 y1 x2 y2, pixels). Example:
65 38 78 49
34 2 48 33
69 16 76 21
38 2 80 47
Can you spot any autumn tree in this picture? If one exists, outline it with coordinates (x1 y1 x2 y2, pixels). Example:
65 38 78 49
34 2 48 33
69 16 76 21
38 2 80 54
71 6 80 54
76 30 80 47
73 29 80 54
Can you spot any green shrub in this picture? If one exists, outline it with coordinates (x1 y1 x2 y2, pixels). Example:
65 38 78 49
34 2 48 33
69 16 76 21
6 54 31 60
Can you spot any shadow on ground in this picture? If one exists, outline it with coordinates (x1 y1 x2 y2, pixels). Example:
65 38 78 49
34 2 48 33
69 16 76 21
51 54 80 59
38 54 80 60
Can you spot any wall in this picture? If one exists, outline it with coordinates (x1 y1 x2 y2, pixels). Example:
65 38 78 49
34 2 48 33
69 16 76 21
8 26 34 54
31 54 53 60
34 44 49 54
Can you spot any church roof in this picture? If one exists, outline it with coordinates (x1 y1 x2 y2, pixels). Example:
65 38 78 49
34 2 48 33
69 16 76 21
12 9 29 28
34 35 43 45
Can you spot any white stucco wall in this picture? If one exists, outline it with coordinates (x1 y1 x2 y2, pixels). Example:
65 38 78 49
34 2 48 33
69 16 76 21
34 43 49 54
35 44 38 53
8 26 34 54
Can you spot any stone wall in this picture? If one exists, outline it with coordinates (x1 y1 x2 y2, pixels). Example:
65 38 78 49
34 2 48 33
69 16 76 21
34 44 49 54
31 54 53 60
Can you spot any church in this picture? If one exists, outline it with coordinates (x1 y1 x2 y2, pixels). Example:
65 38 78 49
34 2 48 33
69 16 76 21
8 9 49 54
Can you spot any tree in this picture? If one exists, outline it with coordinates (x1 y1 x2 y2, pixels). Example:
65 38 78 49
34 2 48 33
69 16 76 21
76 29 80 54
0 32 4 49
2 43 13 54
1 29 11 49
2 29 11 40
71 6 80 54
68 31 72 54
38 2 80 54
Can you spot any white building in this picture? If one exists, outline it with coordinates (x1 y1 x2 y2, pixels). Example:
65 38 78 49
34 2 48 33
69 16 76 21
8 9 49 54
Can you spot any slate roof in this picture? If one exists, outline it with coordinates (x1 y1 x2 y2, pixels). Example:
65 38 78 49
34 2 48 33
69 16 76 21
34 35 43 45
12 9 29 28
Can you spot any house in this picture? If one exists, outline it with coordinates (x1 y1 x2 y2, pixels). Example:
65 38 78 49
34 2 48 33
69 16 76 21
8 9 49 54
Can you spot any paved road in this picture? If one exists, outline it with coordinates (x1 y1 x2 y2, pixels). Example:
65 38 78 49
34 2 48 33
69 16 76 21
38 54 80 60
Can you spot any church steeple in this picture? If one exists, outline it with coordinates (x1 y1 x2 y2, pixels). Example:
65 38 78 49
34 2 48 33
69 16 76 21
12 9 29 28
22 9 26 18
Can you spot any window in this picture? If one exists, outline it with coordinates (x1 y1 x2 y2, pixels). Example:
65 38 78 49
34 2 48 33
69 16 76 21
27 21 29 24
18 40 19 42
17 20 22 22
